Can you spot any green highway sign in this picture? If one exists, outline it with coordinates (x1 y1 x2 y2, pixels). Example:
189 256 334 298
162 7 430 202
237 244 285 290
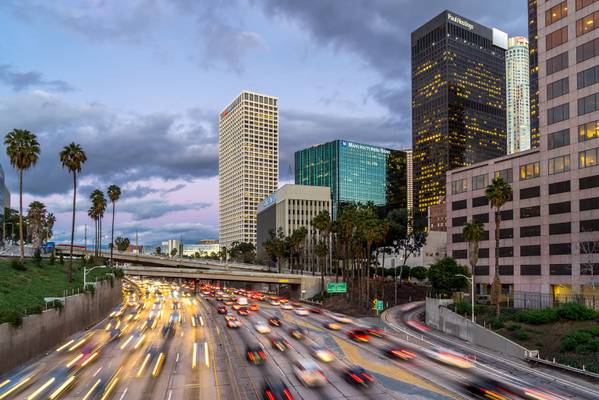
327 282 347 293
375 300 384 311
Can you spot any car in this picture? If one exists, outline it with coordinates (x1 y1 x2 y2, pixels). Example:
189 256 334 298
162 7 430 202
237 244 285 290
232 304 242 310
288 327 305 340
405 320 431 332
384 347 417 361
279 299 289 304
249 304 260 311
246 344 267 366
271 337 290 352
342 366 375 388
348 329 369 343
262 377 294 400
308 307 322 314
425 348 473 369
224 300 234 306
224 313 236 321
227 319 241 329
330 313 353 324
269 300 280 306
293 359 327 387
310 345 335 362
237 307 249 316
268 317 282 327
281 304 293 310
294 308 309 316
255 323 272 334
323 321 342 330
367 327 386 338
217 306 227 314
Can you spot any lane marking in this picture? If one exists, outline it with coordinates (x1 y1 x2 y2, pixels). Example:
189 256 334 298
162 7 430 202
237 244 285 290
118 387 128 400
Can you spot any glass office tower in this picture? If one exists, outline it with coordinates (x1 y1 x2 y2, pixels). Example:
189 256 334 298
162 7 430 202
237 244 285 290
294 140 407 216
528 0 540 149
411 10 508 214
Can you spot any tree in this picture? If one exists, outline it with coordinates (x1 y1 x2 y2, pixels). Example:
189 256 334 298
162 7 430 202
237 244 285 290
90 190 107 256
462 219 485 304
312 210 332 276
485 177 513 315
395 231 427 278
410 266 428 281
5 129 40 261
315 239 329 295
114 236 130 252
428 257 470 297
44 212 56 244
289 227 308 274
107 185 121 266
229 241 256 264
155 246 161 255
170 248 177 257
27 201 47 252
59 142 87 281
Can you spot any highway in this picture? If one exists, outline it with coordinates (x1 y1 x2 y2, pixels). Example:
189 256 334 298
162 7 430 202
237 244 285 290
0 278 590 400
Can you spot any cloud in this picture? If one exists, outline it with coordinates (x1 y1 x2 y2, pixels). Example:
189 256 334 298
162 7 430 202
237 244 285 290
119 199 211 220
125 183 187 198
0 64 74 92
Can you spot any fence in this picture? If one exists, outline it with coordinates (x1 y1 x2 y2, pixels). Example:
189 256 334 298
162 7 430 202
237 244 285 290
513 291 599 310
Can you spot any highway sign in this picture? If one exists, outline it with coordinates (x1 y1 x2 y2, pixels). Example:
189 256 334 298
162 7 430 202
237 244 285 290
327 282 347 293
375 300 384 311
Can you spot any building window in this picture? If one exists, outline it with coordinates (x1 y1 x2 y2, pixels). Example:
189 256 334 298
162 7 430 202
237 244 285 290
499 228 514 239
547 103 569 125
546 1 568 25
549 243 571 255
499 265 514 276
547 52 568 76
499 247 514 257
500 209 513 221
580 196 599 210
580 174 599 189
520 225 541 237
520 186 540 200
580 241 599 253
494 168 513 183
580 219 599 231
452 249 467 259
578 65 599 90
452 216 467 227
547 77 569 100
521 264 541 275
579 120 599 142
472 174 488 190
579 147 599 168
579 92 599 115
549 180 571 194
452 199 467 211
520 162 540 180
576 10 599 37
548 129 570 149
550 264 572 275
576 37 599 63
546 26 568 50
549 201 571 214
548 155 570 175
452 233 465 243
478 248 489 258
472 196 489 207
451 179 468 194
475 266 490 276
550 222 571 235
520 206 541 218
521 245 541 256
577 0 599 11
473 213 489 224
581 263 599 275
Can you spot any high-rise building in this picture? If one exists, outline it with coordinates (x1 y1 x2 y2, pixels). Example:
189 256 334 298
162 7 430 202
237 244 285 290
507 37 532 154
406 149 414 213
294 140 407 217
219 91 279 248
528 0 540 149
446 0 599 303
411 10 508 214
0 164 10 210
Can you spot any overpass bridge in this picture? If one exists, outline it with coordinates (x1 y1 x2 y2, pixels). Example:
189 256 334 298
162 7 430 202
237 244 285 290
122 265 325 300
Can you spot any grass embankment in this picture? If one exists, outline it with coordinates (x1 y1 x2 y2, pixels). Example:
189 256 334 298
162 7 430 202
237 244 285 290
0 257 122 326
452 301 599 372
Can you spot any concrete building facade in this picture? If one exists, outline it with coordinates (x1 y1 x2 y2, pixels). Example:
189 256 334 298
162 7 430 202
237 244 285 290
219 91 278 248
446 0 599 304
507 36 532 154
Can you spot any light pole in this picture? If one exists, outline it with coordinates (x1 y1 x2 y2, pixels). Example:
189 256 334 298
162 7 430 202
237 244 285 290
393 240 398 305
456 273 474 322
84 265 106 288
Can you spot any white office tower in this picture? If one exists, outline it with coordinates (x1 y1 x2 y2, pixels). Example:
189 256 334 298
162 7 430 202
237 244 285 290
506 36 531 154
218 91 279 248
406 149 413 213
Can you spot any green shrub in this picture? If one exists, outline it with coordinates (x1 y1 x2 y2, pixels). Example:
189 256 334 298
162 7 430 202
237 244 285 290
500 308 518 318
506 323 521 331
571 330 593 344
59 253 64 265
29 305 43 314
556 303 599 321
33 248 42 267
454 300 472 316
85 284 96 296
1 310 24 328
561 336 577 352
48 254 55 265
590 326 599 336
114 269 124 278
514 308 558 324
515 328 529 340
10 259 26 271
490 316 504 330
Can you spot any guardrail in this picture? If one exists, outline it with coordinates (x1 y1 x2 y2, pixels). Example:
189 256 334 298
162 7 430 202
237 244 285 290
526 355 599 379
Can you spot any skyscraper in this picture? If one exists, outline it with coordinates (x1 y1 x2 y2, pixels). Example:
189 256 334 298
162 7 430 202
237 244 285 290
405 149 414 213
528 0 540 149
506 36 531 154
218 91 279 248
411 10 508 214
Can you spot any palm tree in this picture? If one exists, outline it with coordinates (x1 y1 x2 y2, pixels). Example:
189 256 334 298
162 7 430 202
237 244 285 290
315 240 328 296
4 129 40 262
60 142 87 280
90 190 106 256
485 177 513 316
107 185 121 266
27 201 47 252
463 219 485 316
45 212 56 244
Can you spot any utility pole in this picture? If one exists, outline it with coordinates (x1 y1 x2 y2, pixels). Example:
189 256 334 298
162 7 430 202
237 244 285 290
84 224 87 257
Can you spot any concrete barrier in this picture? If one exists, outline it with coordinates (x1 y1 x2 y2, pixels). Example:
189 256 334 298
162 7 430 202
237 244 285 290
0 279 122 375
426 297 530 359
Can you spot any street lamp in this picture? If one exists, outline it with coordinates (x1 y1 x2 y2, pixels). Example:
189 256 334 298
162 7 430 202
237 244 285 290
84 265 107 288
456 273 475 323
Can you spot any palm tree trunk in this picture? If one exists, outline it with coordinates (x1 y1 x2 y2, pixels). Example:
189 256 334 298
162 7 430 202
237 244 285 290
366 243 371 307
18 170 24 262
495 211 501 316
68 172 76 282
110 201 115 266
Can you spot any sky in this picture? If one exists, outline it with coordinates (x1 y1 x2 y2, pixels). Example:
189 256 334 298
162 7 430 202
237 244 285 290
0 0 528 246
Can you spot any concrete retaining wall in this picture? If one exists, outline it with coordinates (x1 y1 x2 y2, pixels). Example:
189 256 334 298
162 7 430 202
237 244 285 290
426 297 530 359
0 279 122 375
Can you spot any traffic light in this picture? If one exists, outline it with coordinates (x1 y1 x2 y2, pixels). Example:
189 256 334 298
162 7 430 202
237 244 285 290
371 299 377 310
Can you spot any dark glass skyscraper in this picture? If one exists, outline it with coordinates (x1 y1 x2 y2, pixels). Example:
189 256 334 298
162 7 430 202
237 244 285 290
528 0 540 149
294 140 406 216
411 10 508 214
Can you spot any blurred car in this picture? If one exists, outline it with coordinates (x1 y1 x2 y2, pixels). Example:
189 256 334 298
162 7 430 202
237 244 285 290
224 313 236 321
268 317 282 327
294 308 309 316
232 304 242 310
271 337 290 352
224 300 234 306
384 347 417 361
217 306 227 314
348 329 369 343
330 313 353 324
227 319 241 329
281 304 294 310
255 323 272 334
308 307 322 314
342 366 375 388
279 299 289 304
310 345 335 362
323 321 342 330
246 344 267 366
262 377 294 400
250 304 260 311
237 307 249 316
293 359 327 387
289 327 305 340
425 348 473 369
406 320 431 332
367 327 386 338
269 300 280 306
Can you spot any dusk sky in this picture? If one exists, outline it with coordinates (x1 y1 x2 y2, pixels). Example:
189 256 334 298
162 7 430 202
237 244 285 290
0 0 527 246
